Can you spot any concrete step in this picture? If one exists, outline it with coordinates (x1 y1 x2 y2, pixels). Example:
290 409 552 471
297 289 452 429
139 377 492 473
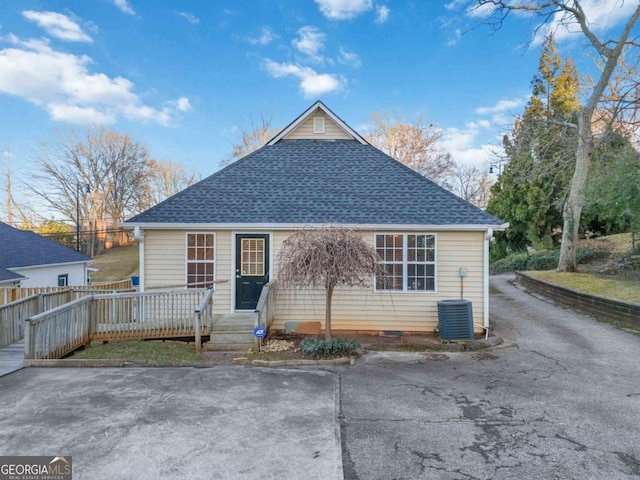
212 324 255 333
204 342 253 352
208 332 255 345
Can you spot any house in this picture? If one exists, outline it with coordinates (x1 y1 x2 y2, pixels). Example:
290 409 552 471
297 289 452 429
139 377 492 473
0 221 92 288
125 102 507 335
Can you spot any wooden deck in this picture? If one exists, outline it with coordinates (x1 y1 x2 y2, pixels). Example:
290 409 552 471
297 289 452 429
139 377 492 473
0 341 24 376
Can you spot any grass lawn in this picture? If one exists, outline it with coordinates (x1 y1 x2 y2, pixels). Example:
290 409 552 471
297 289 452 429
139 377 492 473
91 245 139 283
526 270 640 305
601 232 636 254
72 340 204 366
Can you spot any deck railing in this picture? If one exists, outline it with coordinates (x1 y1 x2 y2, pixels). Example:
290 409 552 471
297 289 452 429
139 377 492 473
23 289 213 359
91 290 208 341
255 283 276 331
193 288 215 354
0 295 40 348
24 296 93 360
0 290 78 349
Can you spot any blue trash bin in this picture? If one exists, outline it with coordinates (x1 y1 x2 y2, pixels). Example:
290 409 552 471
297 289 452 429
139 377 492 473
131 275 140 286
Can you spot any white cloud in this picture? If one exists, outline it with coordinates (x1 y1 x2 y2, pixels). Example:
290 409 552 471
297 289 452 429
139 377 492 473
262 59 345 98
314 0 373 20
113 0 135 16
475 96 526 125
22 11 92 43
47 104 115 124
176 11 199 24
532 0 639 45
248 27 277 46
293 26 326 63
447 28 462 47
337 47 361 68
0 35 185 125
475 98 524 115
444 0 495 18
444 0 466 10
375 5 390 24
173 97 192 112
441 122 499 167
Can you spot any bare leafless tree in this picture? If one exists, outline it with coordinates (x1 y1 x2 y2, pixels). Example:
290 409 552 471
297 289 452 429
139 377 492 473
276 227 381 339
365 112 455 188
476 0 640 271
221 112 281 167
142 159 200 207
28 126 151 255
450 164 493 208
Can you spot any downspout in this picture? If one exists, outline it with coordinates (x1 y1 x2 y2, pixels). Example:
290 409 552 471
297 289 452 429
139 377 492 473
134 226 145 292
483 228 493 332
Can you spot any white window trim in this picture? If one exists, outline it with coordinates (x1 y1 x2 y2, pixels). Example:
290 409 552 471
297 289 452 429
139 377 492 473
313 116 325 134
373 233 437 293
185 232 216 290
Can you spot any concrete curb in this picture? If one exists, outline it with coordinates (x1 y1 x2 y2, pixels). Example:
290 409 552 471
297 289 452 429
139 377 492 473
248 357 355 367
24 359 130 368
364 336 504 354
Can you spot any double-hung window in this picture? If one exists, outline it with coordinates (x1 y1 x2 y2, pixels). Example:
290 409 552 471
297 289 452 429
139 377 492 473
186 233 215 288
375 234 436 292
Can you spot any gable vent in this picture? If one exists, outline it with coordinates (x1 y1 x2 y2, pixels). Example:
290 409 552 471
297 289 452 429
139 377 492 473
313 117 325 134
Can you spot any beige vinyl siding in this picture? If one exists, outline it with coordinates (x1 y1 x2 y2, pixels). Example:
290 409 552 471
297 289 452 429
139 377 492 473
283 112 353 140
143 229 486 333
271 230 485 334
143 230 233 315
144 230 186 289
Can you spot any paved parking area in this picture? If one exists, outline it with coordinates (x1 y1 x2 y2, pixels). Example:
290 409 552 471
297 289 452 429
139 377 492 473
338 275 640 479
0 367 342 480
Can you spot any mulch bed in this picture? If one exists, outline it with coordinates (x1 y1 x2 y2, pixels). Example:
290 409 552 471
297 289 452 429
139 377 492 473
202 331 468 366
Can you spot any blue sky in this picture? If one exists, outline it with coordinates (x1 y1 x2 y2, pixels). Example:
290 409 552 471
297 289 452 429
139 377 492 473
1 0 637 213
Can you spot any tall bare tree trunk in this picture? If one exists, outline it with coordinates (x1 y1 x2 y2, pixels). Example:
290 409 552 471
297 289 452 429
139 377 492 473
557 110 592 271
325 282 334 340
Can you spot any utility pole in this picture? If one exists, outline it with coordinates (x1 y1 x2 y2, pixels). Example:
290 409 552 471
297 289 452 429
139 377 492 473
4 145 13 225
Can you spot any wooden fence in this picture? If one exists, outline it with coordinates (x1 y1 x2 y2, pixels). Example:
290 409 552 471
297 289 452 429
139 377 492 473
0 279 134 306
24 289 214 360
0 290 76 349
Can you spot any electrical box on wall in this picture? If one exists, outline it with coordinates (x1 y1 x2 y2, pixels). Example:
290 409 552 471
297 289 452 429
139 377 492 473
459 267 467 277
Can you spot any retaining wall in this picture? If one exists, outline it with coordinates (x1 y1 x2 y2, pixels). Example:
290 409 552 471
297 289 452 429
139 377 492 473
515 271 640 327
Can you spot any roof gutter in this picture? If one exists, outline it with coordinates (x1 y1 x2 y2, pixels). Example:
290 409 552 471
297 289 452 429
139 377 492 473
123 222 509 232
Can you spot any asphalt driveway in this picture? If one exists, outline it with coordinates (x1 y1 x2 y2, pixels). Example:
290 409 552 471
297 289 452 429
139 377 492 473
339 274 640 479
0 367 342 480
2 274 639 479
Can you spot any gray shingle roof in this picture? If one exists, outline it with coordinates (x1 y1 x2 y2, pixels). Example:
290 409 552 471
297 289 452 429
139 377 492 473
0 221 91 269
0 266 24 282
127 140 503 226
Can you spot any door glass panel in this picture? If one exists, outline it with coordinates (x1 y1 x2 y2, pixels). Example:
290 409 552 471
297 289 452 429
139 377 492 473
241 238 265 276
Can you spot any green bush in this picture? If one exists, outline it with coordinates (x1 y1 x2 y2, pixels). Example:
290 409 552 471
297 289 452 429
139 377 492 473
526 250 559 271
300 337 362 358
490 252 530 274
490 240 615 274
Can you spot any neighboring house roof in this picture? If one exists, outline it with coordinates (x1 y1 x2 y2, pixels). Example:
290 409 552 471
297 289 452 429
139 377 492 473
0 221 92 269
126 103 505 229
0 266 24 283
